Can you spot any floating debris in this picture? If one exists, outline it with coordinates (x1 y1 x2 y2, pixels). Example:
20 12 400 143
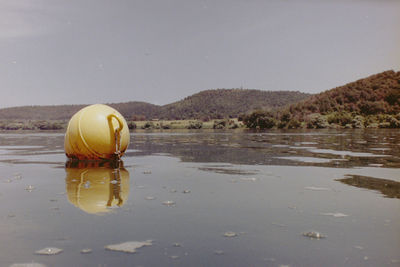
304 186 331 191
105 240 152 253
10 263 47 267
223 231 237 238
110 180 118 185
80 248 93 254
25 185 35 192
84 181 90 189
368 163 383 167
145 196 156 200
172 243 181 247
302 231 326 239
182 189 191 194
162 200 176 206
320 212 348 218
214 250 224 255
35 247 63 255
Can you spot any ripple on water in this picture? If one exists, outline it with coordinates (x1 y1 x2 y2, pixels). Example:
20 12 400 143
308 148 390 157
277 157 333 163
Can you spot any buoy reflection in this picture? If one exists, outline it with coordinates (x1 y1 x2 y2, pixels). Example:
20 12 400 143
65 160 130 214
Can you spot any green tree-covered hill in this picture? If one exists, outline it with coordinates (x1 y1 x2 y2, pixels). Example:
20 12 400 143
0 89 310 121
244 70 400 129
287 70 400 118
159 89 310 120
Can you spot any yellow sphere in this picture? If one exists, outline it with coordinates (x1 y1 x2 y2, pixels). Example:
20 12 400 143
64 104 130 160
65 161 130 214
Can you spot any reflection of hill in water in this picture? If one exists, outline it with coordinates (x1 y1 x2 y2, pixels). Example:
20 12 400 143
127 130 400 168
337 175 400 199
65 161 130 214
0 129 398 169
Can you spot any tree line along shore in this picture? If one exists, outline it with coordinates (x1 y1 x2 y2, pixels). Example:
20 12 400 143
1 113 399 131
0 118 244 131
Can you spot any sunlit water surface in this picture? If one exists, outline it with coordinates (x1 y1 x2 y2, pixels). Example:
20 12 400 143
0 129 399 267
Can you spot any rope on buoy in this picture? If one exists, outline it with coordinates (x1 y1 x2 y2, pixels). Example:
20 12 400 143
108 114 123 161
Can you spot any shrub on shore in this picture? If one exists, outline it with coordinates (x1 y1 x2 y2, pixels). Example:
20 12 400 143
187 121 203 129
0 120 65 130
243 110 276 129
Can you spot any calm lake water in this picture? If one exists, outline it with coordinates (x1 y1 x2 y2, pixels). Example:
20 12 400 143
0 129 399 267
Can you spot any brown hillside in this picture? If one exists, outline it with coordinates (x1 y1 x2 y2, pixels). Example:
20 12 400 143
287 70 400 119
0 89 310 121
159 89 310 120
0 102 159 121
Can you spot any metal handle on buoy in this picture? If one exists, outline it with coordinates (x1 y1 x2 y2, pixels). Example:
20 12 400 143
108 114 124 132
108 114 124 159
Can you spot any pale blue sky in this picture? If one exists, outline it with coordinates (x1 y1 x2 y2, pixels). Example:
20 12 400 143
0 0 399 108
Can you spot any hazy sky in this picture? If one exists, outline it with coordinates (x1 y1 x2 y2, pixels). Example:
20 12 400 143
0 0 399 108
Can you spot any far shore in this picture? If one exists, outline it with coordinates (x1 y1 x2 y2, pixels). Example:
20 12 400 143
0 115 398 131
0 119 244 131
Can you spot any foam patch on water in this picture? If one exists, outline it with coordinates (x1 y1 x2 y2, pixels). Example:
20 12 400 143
308 148 390 157
271 144 289 148
302 231 326 239
35 247 63 255
278 157 333 163
105 240 153 253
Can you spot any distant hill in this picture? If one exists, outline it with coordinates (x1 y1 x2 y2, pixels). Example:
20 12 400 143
0 101 159 121
244 70 400 129
0 89 310 121
286 70 400 118
159 89 310 120
0 105 86 120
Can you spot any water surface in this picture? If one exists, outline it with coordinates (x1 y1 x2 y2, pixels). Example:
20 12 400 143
0 129 399 266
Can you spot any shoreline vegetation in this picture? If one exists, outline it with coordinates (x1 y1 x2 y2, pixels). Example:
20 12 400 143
1 70 399 130
0 114 399 132
0 119 245 131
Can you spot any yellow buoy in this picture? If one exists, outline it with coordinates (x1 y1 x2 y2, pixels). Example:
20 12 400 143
64 104 130 160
